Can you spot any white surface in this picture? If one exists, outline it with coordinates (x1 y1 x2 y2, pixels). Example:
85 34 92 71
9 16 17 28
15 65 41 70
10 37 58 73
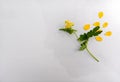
0 0 120 82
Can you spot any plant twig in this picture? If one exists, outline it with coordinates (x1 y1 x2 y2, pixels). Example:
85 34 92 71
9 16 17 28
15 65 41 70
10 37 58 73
73 32 79 39
86 47 99 62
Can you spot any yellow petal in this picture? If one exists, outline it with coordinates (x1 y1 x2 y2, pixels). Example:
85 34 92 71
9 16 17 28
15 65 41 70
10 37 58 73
98 11 104 18
95 36 103 41
104 31 112 36
65 20 70 24
65 20 74 28
70 22 74 26
65 24 72 28
65 20 74 25
102 22 108 28
93 22 100 27
83 24 90 30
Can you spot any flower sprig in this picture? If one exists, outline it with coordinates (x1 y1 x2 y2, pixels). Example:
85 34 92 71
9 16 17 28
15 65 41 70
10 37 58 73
59 20 77 34
59 12 112 62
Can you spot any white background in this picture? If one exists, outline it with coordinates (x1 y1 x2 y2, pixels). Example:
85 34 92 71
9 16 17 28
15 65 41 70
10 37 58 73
0 0 120 82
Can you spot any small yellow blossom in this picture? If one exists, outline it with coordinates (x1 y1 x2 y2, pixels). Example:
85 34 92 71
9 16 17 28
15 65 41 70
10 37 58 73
83 24 90 30
65 24 71 28
102 22 108 28
104 31 112 36
95 36 103 41
93 22 100 27
65 20 70 24
65 20 74 28
98 11 104 18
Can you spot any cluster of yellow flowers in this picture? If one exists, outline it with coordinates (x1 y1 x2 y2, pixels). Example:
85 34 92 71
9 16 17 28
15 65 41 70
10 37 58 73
65 20 74 28
83 11 112 41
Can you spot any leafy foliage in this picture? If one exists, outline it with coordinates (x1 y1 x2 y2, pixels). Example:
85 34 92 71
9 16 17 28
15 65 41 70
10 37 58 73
59 26 102 51
78 33 88 41
80 41 87 50
78 26 102 51
78 26 102 41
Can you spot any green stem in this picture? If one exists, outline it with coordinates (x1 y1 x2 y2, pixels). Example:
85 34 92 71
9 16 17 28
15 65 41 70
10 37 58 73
73 32 79 39
73 32 82 44
73 32 99 62
86 47 99 62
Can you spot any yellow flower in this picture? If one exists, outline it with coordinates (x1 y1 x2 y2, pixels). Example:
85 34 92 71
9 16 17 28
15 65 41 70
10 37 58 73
65 20 74 28
95 36 103 41
83 24 90 31
104 31 112 36
98 11 104 18
93 22 100 27
102 22 108 28
65 20 70 24
65 24 72 28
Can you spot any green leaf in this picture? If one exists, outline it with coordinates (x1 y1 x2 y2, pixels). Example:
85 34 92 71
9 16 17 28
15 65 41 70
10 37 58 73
87 30 93 38
59 28 77 34
80 41 87 51
59 28 66 31
80 44 86 50
94 30 102 36
78 33 88 41
93 26 100 33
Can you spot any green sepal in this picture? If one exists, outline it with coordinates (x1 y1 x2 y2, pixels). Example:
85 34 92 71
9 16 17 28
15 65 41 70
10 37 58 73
59 28 77 34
